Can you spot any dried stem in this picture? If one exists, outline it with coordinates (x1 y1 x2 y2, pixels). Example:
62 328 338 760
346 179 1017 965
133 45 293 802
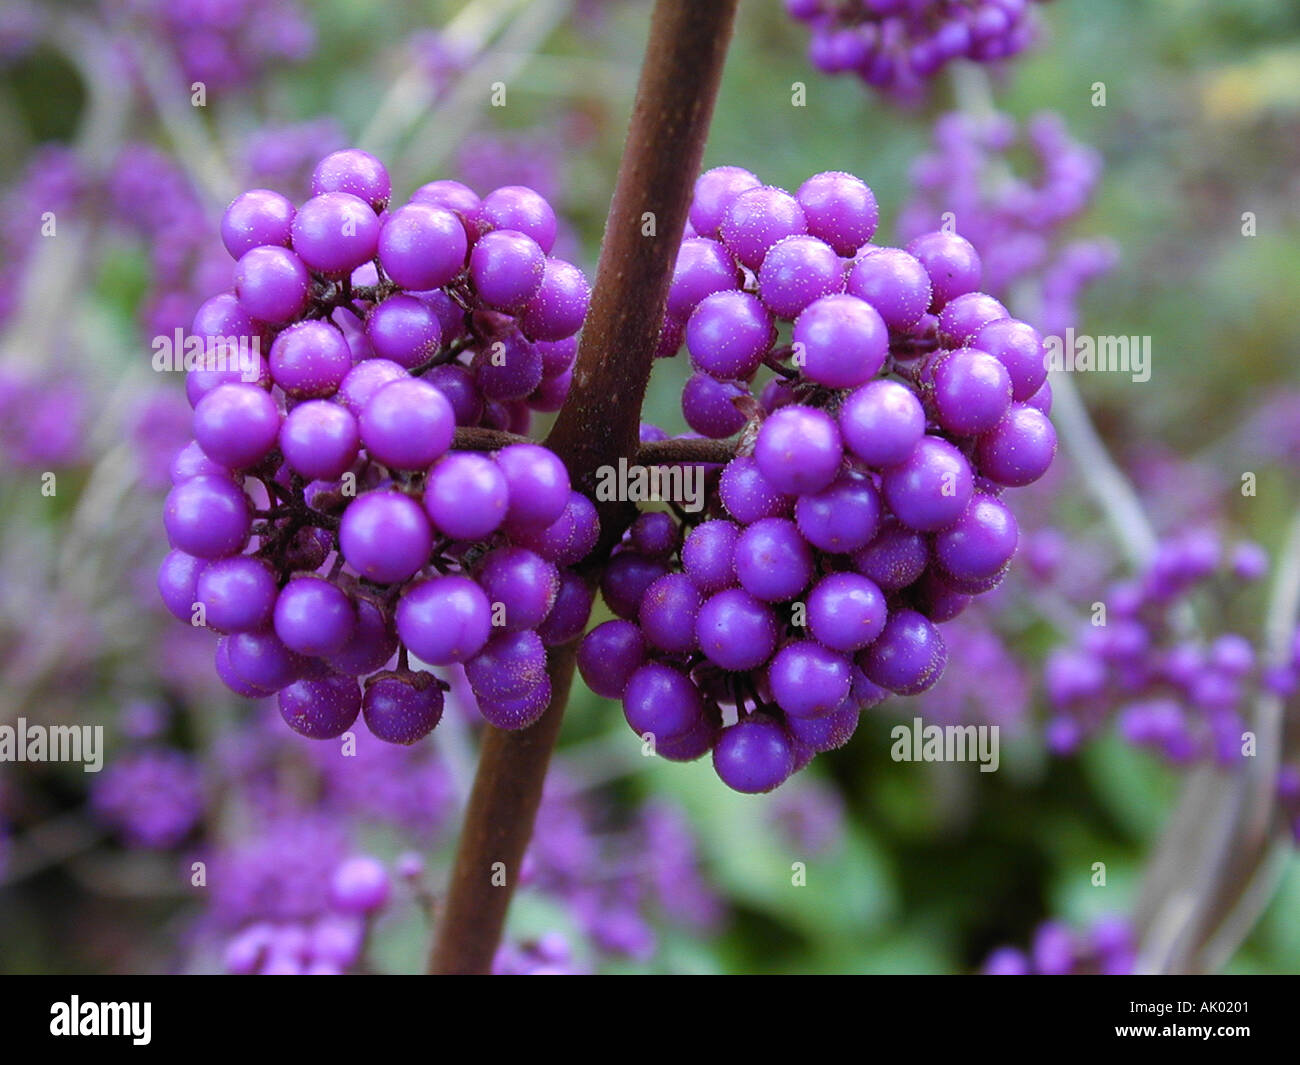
427 0 739 974
1135 505 1300 972
1047 369 1159 569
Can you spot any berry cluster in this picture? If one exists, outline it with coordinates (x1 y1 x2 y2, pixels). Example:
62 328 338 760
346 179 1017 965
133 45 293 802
221 844 393 976
983 915 1135 975
578 165 1056 794
90 747 204 850
159 149 595 745
784 0 1045 98
109 0 316 92
493 932 582 975
1043 531 1300 765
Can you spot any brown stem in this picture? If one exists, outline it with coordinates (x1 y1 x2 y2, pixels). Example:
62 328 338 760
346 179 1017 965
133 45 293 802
428 637 580 973
636 437 738 467
545 0 740 541
450 426 530 452
427 0 739 975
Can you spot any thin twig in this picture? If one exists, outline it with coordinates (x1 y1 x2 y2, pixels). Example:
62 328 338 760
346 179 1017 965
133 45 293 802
394 0 573 185
360 0 525 158
1048 370 1159 569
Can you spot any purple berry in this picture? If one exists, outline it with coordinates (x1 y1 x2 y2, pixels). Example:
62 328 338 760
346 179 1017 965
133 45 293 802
689 166 762 240
754 405 843 495
193 383 281 469
221 189 295 259
363 671 444 744
520 258 590 341
291 191 381 278
858 608 947 695
336 359 409 417
477 546 559 631
807 572 888 652
682 372 748 438
358 377 455 470
713 715 795 793
469 228 546 311
365 294 443 368
794 470 881 553
975 404 1057 487
623 662 705 741
227 630 308 693
234 246 311 324
932 347 1013 436
578 619 647 698
279 674 362 739
734 517 814 602
378 202 467 290
792 293 889 388
937 292 1008 346
795 171 879 256
478 185 558 253
157 549 206 622
719 455 793 523
686 290 774 380
906 230 982 310
668 238 739 320
329 855 391 912
274 576 356 656
280 400 359 480
846 248 932 331
395 576 492 665
757 234 844 319
425 451 509 540
312 149 391 210
638 573 702 654
163 475 251 559
339 490 433 584
195 555 277 633
933 494 1019 580
769 641 853 718
269 320 352 398
465 630 548 703
495 443 570 527
696 589 778 671
880 435 973 531
720 185 807 270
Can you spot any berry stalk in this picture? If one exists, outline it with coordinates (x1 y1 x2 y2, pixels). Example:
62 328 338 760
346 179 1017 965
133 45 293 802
428 0 740 974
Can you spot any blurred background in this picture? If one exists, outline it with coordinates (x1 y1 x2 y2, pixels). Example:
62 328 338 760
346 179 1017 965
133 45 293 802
1 0 1299 974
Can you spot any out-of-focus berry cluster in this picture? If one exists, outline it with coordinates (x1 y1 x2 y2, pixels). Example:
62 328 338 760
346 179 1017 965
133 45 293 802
1042 530 1299 766
104 0 315 92
784 0 1046 100
983 915 1136 975
899 110 1117 336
